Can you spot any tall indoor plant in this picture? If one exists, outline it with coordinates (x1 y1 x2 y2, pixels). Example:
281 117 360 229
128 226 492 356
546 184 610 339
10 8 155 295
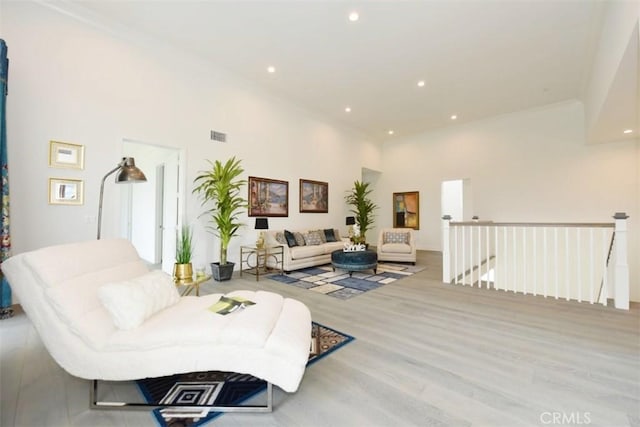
193 157 246 281
345 180 378 245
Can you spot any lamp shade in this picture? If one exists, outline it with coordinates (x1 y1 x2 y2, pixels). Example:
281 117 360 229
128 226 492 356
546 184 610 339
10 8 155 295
345 216 356 225
115 157 147 183
255 218 269 230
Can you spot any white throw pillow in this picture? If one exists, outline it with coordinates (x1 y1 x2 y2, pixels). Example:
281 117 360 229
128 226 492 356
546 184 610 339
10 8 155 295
98 270 180 330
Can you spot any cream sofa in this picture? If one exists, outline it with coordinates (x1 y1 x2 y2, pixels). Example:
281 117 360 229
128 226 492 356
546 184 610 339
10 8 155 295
265 228 346 272
377 228 417 264
1 238 311 397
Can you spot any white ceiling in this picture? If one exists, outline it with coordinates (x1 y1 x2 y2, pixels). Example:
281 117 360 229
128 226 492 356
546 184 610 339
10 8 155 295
57 1 633 140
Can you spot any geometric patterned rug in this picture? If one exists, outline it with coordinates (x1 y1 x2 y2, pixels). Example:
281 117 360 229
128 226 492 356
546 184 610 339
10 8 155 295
136 322 354 427
267 263 424 299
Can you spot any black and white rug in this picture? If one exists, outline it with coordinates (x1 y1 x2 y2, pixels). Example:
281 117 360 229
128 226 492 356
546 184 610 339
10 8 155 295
136 322 354 427
268 263 424 299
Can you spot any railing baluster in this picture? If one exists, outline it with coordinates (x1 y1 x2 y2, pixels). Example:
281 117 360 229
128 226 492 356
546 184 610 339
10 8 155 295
589 228 595 304
469 225 474 286
477 226 481 288
533 227 537 296
565 227 570 301
523 227 527 295
554 227 559 299
601 228 608 305
453 226 458 285
461 226 466 285
486 226 490 289
576 228 581 302
512 226 517 293
543 227 547 298
494 226 499 290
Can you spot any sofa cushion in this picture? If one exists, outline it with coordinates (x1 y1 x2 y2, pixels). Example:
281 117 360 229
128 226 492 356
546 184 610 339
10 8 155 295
324 229 337 242
290 245 325 259
380 243 412 254
304 230 324 246
383 231 409 244
284 230 298 247
98 270 180 330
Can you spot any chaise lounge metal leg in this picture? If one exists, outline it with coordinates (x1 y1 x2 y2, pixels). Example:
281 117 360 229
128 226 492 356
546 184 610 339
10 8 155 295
90 379 273 413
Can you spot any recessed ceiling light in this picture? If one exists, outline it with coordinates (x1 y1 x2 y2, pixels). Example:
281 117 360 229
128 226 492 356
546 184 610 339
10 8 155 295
451 114 457 120
349 11 359 22
267 66 276 73
623 129 633 134
417 80 425 87
388 130 394 135
345 107 351 113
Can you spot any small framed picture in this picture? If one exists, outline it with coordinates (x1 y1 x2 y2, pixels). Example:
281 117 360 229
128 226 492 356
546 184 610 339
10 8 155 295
299 179 328 213
49 141 85 170
49 178 84 205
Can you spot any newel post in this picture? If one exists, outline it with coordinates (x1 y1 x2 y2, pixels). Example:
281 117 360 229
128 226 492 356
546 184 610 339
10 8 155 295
442 215 452 284
613 212 629 310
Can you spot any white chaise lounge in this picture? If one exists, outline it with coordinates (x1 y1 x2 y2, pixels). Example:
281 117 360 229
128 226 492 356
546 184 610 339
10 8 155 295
1 238 312 411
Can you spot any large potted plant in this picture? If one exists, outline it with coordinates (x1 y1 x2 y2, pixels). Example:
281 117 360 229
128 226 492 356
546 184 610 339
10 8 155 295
193 157 247 281
173 224 193 283
345 180 378 246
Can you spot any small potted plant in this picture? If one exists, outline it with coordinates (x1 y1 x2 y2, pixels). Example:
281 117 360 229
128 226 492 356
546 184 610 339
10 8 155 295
174 224 193 283
345 180 377 247
193 157 247 281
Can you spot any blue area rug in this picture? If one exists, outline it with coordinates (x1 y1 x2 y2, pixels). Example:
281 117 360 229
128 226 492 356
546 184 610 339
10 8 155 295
268 263 424 299
137 322 354 427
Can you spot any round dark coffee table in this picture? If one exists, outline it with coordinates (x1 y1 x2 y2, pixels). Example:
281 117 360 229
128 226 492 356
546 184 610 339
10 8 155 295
331 249 378 277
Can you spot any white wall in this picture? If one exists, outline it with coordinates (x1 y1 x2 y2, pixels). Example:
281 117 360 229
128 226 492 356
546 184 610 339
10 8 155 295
378 101 639 300
2 2 380 267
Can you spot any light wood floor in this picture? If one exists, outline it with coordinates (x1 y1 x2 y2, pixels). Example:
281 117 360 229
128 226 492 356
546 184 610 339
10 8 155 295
1 251 638 427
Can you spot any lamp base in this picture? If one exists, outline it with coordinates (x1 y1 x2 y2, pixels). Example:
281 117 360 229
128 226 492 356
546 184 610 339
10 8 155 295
256 232 265 249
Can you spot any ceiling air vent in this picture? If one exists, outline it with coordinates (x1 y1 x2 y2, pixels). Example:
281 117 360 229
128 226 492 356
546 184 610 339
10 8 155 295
210 130 227 143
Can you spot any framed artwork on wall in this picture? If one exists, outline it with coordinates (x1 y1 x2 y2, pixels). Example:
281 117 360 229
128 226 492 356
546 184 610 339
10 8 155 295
248 176 289 217
299 179 328 213
49 141 85 170
48 178 84 205
393 191 419 229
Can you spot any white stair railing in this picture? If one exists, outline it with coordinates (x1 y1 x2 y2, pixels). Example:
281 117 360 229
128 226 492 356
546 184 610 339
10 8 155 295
441 213 629 310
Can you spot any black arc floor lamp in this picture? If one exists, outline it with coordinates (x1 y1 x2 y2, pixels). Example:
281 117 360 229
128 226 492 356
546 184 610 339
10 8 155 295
97 157 147 239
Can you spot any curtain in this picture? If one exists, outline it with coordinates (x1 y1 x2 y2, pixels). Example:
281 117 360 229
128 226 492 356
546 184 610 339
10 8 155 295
0 39 12 319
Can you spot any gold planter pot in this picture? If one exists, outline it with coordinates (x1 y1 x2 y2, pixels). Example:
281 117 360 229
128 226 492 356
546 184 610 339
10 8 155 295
173 263 193 284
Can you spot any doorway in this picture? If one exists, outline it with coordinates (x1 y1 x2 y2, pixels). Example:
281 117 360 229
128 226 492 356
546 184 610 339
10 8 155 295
441 178 472 221
122 140 182 273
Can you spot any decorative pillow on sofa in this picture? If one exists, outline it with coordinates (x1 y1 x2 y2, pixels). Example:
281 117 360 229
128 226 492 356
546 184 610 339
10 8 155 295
383 231 409 244
304 230 324 246
324 228 337 242
98 270 180 330
284 230 298 247
293 232 306 246
275 232 287 245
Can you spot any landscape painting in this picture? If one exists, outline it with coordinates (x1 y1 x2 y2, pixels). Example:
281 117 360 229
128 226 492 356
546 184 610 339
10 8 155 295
299 179 328 213
248 176 289 217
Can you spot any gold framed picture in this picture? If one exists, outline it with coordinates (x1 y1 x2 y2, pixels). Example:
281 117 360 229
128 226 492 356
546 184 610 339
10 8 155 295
393 191 419 229
49 141 85 169
48 178 84 205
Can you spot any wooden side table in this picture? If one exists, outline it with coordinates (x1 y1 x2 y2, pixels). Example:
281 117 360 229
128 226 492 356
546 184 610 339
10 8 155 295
240 245 284 281
175 274 211 296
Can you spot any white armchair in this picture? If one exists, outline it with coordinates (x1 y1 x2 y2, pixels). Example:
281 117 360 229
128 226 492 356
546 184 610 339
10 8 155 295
377 228 416 264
